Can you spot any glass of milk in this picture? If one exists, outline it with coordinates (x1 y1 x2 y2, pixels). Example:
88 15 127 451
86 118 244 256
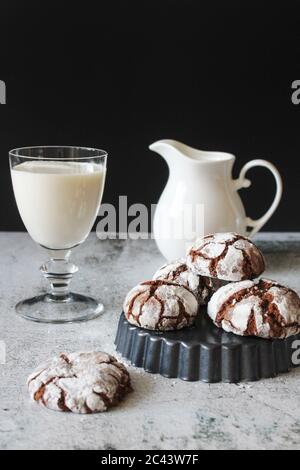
9 146 107 323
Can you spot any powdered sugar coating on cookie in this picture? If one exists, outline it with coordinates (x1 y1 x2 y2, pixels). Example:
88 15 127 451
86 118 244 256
187 232 265 281
123 280 198 331
153 260 212 305
27 351 132 413
207 279 300 339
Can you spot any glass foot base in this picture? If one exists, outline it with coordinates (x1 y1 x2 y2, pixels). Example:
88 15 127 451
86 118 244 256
15 292 104 324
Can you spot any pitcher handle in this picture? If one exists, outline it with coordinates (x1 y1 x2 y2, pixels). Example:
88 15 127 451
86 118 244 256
234 159 283 237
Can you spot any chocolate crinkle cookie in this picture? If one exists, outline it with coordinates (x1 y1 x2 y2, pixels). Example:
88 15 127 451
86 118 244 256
123 280 198 331
187 232 265 282
207 279 300 339
153 260 213 305
27 351 132 413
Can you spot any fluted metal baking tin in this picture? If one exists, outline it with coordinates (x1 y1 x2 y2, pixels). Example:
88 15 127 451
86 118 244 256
115 311 300 383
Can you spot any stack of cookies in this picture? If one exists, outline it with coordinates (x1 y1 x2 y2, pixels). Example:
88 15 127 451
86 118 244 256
124 232 300 339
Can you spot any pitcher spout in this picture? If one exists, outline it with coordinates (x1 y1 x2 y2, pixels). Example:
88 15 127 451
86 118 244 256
149 139 186 166
149 139 235 168
149 139 178 152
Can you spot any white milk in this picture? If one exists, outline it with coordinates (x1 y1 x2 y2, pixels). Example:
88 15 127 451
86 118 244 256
11 161 106 249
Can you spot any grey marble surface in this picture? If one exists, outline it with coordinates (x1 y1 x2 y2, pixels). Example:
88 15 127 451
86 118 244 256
0 232 300 450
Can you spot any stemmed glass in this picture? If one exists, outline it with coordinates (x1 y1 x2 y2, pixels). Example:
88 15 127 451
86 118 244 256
9 146 107 323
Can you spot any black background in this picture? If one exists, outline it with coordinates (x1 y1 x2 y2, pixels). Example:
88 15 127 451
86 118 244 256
0 1 299 232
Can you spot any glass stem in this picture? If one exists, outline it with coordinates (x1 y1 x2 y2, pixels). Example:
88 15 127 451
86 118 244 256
40 249 78 302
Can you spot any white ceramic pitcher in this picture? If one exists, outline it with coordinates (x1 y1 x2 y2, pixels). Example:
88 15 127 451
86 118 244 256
149 139 282 261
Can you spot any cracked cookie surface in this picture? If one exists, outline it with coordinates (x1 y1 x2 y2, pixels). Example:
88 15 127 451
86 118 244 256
123 280 198 331
187 232 265 281
207 279 300 339
27 351 132 413
153 260 213 305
